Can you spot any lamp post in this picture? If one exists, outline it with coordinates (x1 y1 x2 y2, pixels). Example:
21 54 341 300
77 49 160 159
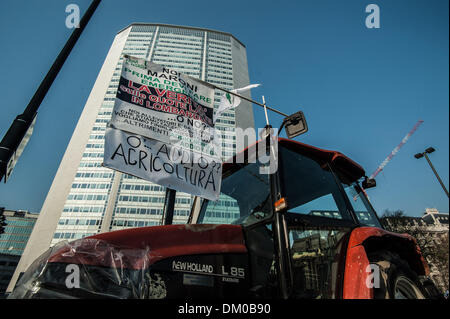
414 147 449 198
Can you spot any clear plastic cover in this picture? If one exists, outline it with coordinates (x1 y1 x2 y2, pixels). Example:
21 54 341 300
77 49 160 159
8 238 167 299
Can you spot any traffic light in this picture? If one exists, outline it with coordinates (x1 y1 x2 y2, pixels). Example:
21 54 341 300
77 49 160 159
0 207 6 235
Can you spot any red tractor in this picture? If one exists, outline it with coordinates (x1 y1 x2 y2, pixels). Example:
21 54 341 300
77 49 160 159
9 115 441 299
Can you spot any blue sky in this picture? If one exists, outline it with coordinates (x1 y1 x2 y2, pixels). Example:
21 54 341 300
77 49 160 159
0 0 448 217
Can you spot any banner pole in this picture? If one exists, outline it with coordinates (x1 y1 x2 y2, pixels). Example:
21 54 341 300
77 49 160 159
162 188 176 225
262 96 270 126
212 85 289 117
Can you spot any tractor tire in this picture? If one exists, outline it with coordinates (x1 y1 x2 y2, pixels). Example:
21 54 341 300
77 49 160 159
368 250 440 299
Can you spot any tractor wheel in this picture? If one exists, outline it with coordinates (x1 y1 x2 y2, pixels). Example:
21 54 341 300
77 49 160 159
368 250 436 299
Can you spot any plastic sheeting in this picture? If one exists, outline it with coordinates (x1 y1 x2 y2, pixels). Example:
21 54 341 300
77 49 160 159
8 238 167 299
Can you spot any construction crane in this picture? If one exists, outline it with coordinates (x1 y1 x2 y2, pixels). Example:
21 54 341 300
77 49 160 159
369 120 424 179
354 120 424 202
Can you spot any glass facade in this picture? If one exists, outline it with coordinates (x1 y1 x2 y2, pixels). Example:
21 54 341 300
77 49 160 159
0 211 37 256
0 210 37 297
50 24 253 245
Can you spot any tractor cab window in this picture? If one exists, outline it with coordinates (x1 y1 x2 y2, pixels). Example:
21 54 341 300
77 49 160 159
279 147 353 221
343 183 382 228
197 160 272 226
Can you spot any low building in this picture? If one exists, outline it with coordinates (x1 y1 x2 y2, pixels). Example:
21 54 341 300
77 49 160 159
381 208 449 294
0 208 38 298
422 208 449 231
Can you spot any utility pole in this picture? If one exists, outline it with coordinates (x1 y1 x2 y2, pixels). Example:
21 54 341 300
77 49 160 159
0 0 101 182
414 147 449 198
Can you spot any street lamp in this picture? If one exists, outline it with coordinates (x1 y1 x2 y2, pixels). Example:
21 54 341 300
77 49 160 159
414 147 449 198
0 0 101 182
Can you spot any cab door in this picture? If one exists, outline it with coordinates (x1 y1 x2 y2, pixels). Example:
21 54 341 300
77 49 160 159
285 215 354 298
278 145 358 298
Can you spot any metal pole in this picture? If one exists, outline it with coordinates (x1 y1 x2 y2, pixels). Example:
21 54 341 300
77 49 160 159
0 0 101 181
24 0 101 119
423 153 449 198
162 188 176 225
268 130 292 299
262 96 270 126
212 85 289 117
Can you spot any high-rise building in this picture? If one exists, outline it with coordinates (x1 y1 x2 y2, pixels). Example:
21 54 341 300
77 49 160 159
8 24 254 293
0 209 37 297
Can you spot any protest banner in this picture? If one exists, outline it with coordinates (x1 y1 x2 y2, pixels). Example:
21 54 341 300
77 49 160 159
109 55 218 157
103 127 222 201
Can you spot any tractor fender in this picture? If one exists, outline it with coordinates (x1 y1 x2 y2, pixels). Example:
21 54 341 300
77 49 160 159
342 227 429 299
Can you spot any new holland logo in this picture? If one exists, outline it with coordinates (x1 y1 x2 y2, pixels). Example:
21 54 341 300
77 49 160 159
172 261 214 274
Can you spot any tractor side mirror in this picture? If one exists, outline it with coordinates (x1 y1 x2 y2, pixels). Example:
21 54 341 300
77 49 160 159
283 111 308 139
362 176 376 189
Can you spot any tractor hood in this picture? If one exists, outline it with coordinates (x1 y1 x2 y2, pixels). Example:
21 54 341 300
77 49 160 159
9 224 247 299
49 224 247 269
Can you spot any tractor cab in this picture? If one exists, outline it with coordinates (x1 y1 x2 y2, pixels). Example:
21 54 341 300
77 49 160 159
188 136 382 298
192 137 381 228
